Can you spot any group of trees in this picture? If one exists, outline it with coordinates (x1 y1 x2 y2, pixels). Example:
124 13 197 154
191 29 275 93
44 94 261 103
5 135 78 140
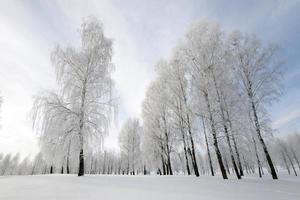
272 134 300 176
118 118 142 175
1 132 299 177
0 18 298 180
141 21 283 180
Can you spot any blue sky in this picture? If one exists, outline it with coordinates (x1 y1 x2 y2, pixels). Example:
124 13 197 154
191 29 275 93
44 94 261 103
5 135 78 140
0 0 299 157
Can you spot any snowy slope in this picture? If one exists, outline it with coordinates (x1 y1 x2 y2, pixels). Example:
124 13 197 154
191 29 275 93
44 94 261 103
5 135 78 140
0 174 299 200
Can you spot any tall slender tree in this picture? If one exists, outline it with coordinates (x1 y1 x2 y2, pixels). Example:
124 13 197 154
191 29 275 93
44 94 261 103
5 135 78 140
119 118 141 175
229 32 282 179
32 17 115 176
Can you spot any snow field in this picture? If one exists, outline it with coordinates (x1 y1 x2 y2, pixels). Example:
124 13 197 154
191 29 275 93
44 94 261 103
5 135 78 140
0 174 299 200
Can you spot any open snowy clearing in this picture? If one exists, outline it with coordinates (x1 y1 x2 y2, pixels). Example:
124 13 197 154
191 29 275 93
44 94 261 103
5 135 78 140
0 174 299 200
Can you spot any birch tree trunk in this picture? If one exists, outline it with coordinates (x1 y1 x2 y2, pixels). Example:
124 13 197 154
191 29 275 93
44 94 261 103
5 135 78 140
285 151 297 176
210 69 241 179
291 149 300 171
78 79 87 176
186 114 199 177
250 95 278 179
282 152 290 175
182 130 191 175
253 136 262 178
202 117 214 176
203 90 228 179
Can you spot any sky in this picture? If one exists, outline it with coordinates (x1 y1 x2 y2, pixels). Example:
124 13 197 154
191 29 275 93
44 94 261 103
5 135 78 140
0 0 299 158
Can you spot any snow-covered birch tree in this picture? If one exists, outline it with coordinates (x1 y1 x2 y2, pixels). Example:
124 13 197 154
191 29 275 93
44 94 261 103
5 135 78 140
32 17 116 176
229 32 282 179
142 64 176 175
180 21 229 179
119 118 141 175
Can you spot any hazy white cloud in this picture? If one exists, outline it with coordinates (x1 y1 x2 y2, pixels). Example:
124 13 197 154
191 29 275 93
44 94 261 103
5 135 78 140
273 110 300 128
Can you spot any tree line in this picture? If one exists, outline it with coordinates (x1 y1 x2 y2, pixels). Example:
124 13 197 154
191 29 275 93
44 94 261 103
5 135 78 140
140 21 283 180
0 133 299 177
0 18 297 180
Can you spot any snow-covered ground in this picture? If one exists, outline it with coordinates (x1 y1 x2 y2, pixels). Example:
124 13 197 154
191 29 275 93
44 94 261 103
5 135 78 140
0 174 299 200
